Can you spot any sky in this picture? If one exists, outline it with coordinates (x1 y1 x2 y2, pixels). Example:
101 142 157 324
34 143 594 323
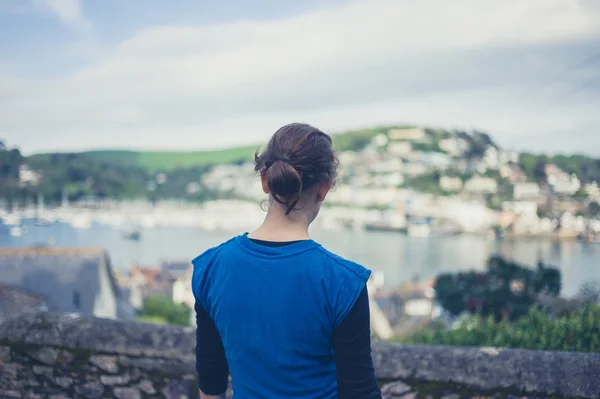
0 0 599 155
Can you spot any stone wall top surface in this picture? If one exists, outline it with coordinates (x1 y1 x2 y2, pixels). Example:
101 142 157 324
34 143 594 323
0 312 195 360
2 312 600 398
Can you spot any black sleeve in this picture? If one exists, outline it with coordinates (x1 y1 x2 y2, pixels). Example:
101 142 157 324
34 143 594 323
195 301 229 395
333 285 382 399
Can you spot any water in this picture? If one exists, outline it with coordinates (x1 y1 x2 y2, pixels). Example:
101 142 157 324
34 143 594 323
1 219 598 297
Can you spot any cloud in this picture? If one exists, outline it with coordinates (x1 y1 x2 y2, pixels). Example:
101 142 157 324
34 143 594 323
1 0 600 154
40 0 90 30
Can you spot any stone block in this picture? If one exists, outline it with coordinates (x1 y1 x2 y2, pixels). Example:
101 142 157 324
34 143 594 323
382 381 412 397
75 381 105 399
162 379 199 399
32 365 53 379
29 347 60 365
100 374 131 386
90 355 119 373
53 377 73 388
138 379 156 395
114 387 142 399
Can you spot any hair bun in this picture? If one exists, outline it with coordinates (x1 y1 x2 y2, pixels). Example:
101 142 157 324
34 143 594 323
265 160 302 214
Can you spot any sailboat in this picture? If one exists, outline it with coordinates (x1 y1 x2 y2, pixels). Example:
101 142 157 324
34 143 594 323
35 194 52 226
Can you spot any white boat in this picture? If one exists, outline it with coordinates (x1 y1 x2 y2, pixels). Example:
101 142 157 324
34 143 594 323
9 225 25 237
2 213 21 226
408 222 431 238
71 215 92 229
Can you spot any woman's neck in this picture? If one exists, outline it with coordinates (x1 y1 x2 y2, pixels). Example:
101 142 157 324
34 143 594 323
248 205 311 242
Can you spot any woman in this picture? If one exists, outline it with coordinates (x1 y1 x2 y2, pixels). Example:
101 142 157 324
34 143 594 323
192 123 382 399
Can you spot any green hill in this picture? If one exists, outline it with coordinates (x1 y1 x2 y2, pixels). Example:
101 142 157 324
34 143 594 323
26 125 413 172
28 145 260 172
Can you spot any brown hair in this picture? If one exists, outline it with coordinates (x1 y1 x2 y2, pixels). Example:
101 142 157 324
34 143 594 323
255 123 338 215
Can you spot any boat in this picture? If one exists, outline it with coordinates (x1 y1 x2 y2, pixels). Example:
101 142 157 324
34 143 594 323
9 225 26 237
407 221 431 238
2 213 21 226
122 229 142 241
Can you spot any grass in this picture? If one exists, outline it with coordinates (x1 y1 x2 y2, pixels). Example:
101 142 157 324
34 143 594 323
30 145 260 172
26 125 418 172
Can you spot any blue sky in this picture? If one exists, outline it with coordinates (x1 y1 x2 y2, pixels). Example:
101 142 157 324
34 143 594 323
1 0 599 155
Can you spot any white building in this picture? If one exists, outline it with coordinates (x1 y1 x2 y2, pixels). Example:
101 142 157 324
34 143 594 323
403 162 430 177
502 201 541 234
478 147 501 172
373 173 404 188
464 176 498 194
513 182 541 200
440 176 463 192
19 165 41 186
370 158 402 173
549 173 581 196
584 182 599 199
438 137 470 157
387 141 412 157
388 128 427 142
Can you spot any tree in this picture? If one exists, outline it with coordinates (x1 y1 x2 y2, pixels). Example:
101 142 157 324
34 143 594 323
434 256 561 321
588 201 600 217
138 296 191 326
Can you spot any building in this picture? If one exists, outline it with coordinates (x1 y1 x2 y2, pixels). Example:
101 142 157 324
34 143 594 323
513 182 541 200
478 147 501 172
0 247 135 320
0 284 47 324
171 267 194 310
19 165 42 186
387 128 427 142
464 176 498 195
550 173 581 196
500 164 527 184
438 136 470 157
387 141 412 157
440 176 463 192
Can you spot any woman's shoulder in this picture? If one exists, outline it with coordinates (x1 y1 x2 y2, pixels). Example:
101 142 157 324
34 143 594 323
314 245 372 281
191 235 240 265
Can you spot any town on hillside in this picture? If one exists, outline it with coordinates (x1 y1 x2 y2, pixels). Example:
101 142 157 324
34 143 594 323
2 127 600 241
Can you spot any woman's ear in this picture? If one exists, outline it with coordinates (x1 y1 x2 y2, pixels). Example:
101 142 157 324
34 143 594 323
261 174 270 195
316 181 332 202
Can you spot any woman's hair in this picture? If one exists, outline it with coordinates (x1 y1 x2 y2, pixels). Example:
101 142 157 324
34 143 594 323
255 123 338 215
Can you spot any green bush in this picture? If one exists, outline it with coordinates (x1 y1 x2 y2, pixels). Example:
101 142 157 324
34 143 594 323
137 296 191 326
402 305 600 353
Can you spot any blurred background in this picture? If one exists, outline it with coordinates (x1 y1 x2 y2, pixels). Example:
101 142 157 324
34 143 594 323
0 0 599 346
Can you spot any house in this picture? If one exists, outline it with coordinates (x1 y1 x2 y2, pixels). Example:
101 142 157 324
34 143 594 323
19 165 42 186
550 173 581 196
402 162 430 177
584 182 599 199
369 157 402 173
478 147 501 172
372 173 404 188
464 176 498 194
440 176 463 192
387 128 427 142
513 182 541 200
387 141 412 157
417 152 453 170
172 267 194 310
0 284 47 324
438 137 470 157
500 164 527 184
0 247 135 320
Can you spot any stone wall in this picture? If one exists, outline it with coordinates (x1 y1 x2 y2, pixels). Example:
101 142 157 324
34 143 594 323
1 312 599 399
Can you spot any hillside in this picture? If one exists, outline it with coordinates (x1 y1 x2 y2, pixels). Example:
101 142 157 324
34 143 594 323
28 146 260 173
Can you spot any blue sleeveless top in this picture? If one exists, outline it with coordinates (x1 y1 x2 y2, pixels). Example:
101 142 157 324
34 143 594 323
191 234 371 399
